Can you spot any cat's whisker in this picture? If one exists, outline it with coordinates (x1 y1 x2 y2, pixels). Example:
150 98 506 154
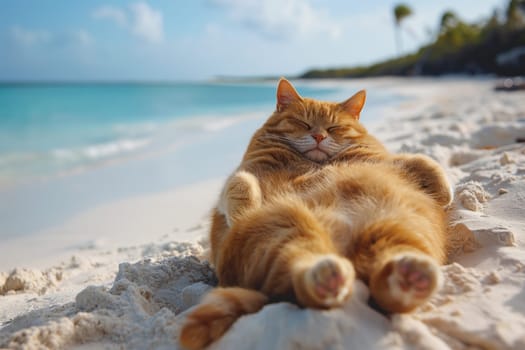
259 134 291 145
294 143 317 149
294 139 315 144
323 142 343 151
339 143 363 152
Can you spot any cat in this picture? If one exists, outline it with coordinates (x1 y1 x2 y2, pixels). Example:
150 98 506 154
179 79 452 350
216 79 451 228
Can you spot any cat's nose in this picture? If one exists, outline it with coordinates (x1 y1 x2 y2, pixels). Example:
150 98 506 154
311 133 326 144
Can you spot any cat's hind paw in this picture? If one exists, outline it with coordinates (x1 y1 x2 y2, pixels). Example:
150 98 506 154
300 255 355 308
374 252 442 313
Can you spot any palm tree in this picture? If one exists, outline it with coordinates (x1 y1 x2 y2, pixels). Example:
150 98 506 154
440 11 459 33
506 0 525 29
393 4 413 55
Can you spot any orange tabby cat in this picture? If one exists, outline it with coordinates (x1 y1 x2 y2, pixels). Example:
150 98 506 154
179 79 452 350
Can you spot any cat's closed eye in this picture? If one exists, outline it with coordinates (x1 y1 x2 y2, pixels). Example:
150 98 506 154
289 118 311 131
327 126 341 133
329 124 362 138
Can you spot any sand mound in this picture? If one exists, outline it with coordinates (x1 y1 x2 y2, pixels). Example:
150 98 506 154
1 246 216 349
455 181 490 211
1 268 63 296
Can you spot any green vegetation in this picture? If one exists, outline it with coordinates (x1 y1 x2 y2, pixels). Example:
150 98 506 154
393 4 413 54
301 0 525 78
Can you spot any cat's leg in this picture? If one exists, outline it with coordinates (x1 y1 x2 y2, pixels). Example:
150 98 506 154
351 217 446 314
217 197 355 309
180 199 355 349
180 257 354 350
392 154 453 207
217 170 262 226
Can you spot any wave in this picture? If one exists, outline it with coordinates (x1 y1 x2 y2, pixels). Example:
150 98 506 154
0 110 266 187
112 122 160 137
52 138 151 161
0 138 151 185
165 111 266 133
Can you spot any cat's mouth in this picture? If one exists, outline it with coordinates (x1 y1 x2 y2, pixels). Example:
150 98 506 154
304 147 329 162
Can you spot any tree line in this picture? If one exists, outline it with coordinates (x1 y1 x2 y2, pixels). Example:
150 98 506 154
301 0 525 78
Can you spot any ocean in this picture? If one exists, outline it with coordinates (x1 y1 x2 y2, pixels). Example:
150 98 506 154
0 80 403 237
0 82 337 186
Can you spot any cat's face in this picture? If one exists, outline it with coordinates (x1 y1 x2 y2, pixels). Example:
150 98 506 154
265 79 367 163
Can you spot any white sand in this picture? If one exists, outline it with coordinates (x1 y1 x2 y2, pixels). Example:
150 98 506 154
1 78 525 349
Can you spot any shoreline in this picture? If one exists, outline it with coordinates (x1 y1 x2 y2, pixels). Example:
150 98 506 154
1 77 524 349
0 178 223 271
0 78 411 241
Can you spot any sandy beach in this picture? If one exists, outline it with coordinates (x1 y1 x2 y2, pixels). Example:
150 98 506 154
1 78 525 349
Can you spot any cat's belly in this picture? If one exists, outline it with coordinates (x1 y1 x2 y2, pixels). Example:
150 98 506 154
314 207 356 254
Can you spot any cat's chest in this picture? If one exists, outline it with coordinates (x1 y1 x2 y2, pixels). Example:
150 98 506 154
257 163 318 188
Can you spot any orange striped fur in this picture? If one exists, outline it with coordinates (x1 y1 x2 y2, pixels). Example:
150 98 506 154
179 79 451 350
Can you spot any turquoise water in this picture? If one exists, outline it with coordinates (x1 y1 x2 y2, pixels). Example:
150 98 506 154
0 80 406 238
0 82 338 185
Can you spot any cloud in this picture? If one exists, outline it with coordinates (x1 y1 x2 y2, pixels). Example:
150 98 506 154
9 26 94 48
129 2 164 43
209 0 342 40
92 5 127 27
68 30 95 47
9 26 52 46
92 2 164 44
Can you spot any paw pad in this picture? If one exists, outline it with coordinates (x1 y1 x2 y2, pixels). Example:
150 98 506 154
388 253 442 307
306 255 354 307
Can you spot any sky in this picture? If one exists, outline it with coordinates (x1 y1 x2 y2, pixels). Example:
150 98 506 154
0 0 506 81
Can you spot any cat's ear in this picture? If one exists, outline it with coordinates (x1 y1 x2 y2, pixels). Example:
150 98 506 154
340 90 366 120
276 78 302 112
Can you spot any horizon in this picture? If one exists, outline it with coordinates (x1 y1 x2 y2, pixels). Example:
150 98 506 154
1 0 505 81
0 74 501 84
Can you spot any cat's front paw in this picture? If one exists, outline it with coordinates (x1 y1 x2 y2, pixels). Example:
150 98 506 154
373 252 442 313
218 171 262 226
302 255 355 308
393 154 453 207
